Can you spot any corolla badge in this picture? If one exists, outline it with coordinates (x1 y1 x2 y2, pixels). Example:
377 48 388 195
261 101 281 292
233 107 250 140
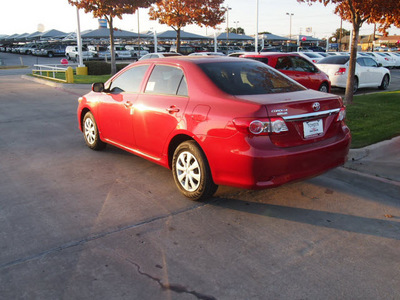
312 102 321 112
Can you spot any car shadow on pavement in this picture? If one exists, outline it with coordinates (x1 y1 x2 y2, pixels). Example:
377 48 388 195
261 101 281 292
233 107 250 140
207 197 400 241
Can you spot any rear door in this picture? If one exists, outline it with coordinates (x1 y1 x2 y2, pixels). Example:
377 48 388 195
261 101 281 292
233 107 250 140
355 57 371 86
275 56 319 89
363 57 384 86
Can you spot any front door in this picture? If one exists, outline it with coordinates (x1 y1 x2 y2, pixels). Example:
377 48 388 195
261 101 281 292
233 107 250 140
97 64 150 148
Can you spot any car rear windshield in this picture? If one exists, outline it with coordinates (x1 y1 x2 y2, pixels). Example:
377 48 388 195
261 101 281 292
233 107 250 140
198 61 305 95
318 56 350 64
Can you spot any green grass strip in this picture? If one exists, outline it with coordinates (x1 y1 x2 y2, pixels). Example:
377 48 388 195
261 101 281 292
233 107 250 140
346 91 400 148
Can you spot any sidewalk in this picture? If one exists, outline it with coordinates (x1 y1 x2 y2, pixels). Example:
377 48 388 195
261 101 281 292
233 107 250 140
344 136 400 185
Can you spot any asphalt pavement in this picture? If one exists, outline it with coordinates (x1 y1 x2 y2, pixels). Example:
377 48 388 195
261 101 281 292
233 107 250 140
1 54 400 299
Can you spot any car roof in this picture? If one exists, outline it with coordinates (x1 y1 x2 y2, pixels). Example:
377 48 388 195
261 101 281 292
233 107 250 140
134 56 252 67
240 52 301 58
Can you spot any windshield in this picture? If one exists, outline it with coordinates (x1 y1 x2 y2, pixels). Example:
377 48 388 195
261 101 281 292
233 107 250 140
198 61 305 95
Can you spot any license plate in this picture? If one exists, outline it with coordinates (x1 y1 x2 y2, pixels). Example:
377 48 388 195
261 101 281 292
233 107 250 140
304 119 323 138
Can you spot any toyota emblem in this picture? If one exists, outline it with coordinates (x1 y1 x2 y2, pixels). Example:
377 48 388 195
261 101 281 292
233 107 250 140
312 102 320 112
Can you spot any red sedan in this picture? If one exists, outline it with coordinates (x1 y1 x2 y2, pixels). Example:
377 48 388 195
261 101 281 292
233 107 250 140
240 53 331 92
77 57 350 200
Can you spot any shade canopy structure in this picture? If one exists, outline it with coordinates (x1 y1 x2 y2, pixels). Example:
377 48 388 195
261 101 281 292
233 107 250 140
297 35 323 42
25 31 43 40
40 29 68 39
262 33 292 41
81 28 149 39
155 30 211 40
214 32 254 41
13 33 30 41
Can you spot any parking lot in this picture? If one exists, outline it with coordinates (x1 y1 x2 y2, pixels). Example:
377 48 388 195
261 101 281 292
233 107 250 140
1 53 400 299
1 51 399 96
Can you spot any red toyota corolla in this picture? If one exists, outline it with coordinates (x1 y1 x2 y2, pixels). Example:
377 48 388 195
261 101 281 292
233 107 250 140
77 57 350 200
240 53 331 93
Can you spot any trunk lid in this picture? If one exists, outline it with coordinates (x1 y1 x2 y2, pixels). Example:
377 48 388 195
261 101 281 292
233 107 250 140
236 90 345 147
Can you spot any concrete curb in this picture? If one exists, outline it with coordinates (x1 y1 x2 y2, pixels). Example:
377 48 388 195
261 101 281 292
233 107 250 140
21 74 91 90
329 167 400 200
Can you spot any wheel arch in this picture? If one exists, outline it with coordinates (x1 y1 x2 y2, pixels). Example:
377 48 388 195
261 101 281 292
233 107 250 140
79 107 91 131
167 134 206 170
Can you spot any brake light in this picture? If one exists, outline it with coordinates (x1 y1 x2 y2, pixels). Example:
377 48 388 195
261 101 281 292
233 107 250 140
233 117 289 136
385 58 389 61
312 59 318 63
337 107 346 121
335 68 346 75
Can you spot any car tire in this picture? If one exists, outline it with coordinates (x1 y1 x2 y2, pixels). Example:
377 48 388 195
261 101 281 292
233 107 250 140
82 112 106 151
66 54 70 60
353 77 359 93
172 141 218 201
318 83 329 93
379 74 390 90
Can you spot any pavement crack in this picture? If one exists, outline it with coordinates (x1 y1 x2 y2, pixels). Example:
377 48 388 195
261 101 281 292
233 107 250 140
0 203 208 270
125 258 217 300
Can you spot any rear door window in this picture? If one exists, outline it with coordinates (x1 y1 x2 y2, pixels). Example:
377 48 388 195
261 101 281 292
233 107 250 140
145 65 187 96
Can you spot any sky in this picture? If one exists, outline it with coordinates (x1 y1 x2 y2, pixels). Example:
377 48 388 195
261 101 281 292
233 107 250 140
2 0 400 39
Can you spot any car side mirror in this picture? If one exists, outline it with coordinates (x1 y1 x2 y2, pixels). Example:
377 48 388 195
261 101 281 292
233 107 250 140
377 63 382 67
92 82 104 93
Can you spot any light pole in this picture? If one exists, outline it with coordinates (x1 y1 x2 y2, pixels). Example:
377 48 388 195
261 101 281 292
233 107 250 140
286 12 294 40
234 21 239 34
255 0 259 52
76 7 83 67
225 6 232 45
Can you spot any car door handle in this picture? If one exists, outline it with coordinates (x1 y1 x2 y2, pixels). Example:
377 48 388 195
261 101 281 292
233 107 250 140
124 101 133 108
166 106 180 113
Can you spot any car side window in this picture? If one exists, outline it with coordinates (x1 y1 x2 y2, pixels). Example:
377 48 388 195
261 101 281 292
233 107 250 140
247 57 269 65
145 65 187 96
357 57 366 66
364 57 378 67
177 77 188 96
109 65 149 93
291 57 317 73
276 57 293 70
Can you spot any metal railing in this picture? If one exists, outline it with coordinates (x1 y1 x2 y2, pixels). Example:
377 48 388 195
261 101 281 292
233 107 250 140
32 64 78 83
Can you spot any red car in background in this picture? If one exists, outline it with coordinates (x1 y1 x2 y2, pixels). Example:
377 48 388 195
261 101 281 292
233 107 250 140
77 57 350 200
240 53 331 93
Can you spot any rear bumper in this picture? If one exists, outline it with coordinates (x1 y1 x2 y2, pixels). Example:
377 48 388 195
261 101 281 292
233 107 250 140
329 75 347 88
205 128 351 189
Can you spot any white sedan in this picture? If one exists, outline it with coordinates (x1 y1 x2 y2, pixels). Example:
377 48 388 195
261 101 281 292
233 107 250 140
297 51 325 63
188 52 225 56
317 55 390 92
139 52 183 60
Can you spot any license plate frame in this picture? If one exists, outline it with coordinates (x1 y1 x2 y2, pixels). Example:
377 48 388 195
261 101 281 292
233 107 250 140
303 119 323 138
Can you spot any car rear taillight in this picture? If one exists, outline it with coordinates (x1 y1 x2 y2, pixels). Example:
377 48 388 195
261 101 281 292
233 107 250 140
337 107 346 121
233 117 289 136
312 59 318 63
335 68 346 75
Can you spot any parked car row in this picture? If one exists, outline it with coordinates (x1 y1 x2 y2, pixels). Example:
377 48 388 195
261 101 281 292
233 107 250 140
0 43 151 60
2 42 395 94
